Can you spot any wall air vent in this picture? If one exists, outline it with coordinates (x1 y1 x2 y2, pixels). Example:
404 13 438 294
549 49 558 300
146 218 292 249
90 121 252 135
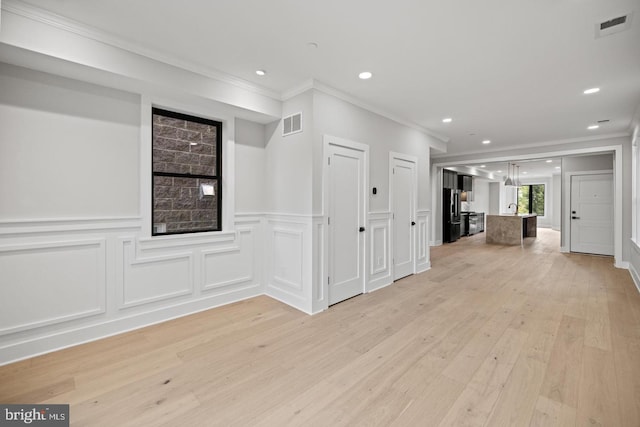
283 112 302 136
596 12 632 38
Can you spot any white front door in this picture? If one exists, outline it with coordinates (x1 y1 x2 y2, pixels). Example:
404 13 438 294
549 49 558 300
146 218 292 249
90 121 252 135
327 143 366 305
392 156 416 280
570 173 614 256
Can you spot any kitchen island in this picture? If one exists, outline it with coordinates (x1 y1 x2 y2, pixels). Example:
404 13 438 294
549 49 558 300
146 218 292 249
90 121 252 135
486 214 537 245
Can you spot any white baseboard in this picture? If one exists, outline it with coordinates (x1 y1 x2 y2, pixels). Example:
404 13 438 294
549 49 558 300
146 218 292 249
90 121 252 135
629 263 640 294
417 263 431 274
0 284 261 366
615 261 630 269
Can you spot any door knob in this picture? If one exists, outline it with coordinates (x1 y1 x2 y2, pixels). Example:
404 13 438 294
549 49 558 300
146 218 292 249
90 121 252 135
359 226 365 232
572 216 580 219
411 221 416 226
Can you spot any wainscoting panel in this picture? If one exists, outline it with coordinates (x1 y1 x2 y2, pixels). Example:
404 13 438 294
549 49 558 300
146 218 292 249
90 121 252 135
0 239 106 335
416 210 431 273
264 215 312 314
118 239 193 309
311 216 327 314
367 212 392 292
202 227 254 292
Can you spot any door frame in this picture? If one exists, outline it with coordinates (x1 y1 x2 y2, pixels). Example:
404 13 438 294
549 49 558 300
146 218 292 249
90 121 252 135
389 152 418 281
564 169 614 255
322 135 369 309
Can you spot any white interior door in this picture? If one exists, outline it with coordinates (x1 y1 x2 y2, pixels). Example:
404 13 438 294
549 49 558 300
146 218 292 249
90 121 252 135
570 173 614 256
392 156 416 280
327 143 366 305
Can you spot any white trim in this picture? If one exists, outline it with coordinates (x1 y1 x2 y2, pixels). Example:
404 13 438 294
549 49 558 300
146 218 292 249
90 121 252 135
283 80 448 145
0 217 141 235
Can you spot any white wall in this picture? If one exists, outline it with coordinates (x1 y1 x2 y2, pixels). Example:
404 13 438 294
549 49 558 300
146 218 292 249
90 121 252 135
0 63 140 219
488 182 501 215
465 178 490 214
234 118 266 213
552 174 561 230
312 90 436 213
265 91 314 215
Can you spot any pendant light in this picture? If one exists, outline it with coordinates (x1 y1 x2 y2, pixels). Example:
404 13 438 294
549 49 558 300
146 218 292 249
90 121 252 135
504 162 514 186
514 164 521 187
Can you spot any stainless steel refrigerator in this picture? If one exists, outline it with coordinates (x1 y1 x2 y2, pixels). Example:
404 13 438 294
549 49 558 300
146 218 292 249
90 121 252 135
443 188 461 243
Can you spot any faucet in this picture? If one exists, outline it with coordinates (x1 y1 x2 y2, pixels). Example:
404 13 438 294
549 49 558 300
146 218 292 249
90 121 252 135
508 203 517 214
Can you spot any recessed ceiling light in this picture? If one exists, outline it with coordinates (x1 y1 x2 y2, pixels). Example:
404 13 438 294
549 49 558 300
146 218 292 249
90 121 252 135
480 165 486 168
497 170 502 173
190 142 198 146
255 69 266 76
442 118 453 123
307 42 319 49
546 160 553 163
358 71 373 80
556 166 561 169
482 140 491 144
522 171 528 174
587 125 599 130
583 87 600 94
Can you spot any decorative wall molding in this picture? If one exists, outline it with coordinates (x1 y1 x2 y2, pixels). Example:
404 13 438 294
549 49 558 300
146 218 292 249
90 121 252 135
0 216 141 235
264 216 312 314
0 239 106 335
118 238 193 309
201 227 254 292
367 211 392 292
416 210 431 273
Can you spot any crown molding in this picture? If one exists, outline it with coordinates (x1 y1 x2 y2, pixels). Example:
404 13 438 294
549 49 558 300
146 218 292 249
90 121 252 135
280 78 449 143
2 0 282 101
432 132 631 159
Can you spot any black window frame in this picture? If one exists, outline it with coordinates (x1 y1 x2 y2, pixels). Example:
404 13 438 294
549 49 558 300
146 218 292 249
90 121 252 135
151 107 223 236
518 183 545 216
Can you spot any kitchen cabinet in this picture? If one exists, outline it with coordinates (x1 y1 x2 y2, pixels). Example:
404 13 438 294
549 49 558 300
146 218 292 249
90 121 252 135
443 169 459 189
458 175 473 191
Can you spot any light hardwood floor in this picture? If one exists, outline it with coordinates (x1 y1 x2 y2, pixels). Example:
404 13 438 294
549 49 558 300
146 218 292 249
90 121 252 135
1 229 640 426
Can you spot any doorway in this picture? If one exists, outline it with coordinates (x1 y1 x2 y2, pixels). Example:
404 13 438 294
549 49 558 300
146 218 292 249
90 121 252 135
391 153 417 280
570 173 614 256
325 137 368 305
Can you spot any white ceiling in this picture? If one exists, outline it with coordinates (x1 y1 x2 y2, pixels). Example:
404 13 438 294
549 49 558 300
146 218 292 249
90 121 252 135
19 0 640 156
451 158 564 181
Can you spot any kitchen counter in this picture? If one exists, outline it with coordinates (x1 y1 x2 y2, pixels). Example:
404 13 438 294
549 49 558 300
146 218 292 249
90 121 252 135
486 214 537 245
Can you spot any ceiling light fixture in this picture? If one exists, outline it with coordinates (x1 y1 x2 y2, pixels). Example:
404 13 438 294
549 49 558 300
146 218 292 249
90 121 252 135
307 42 319 48
358 71 373 80
556 166 561 169
583 87 600 94
497 170 502 173
480 165 486 168
255 69 266 76
442 118 452 123
588 125 599 130
546 160 552 163
504 163 514 186
482 140 491 145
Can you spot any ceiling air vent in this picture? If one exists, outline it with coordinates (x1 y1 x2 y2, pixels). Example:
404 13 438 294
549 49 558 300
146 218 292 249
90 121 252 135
283 112 302 136
596 13 632 38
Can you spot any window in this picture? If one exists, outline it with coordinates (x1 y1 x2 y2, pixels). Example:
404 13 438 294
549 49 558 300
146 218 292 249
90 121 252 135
518 184 545 215
152 108 222 235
